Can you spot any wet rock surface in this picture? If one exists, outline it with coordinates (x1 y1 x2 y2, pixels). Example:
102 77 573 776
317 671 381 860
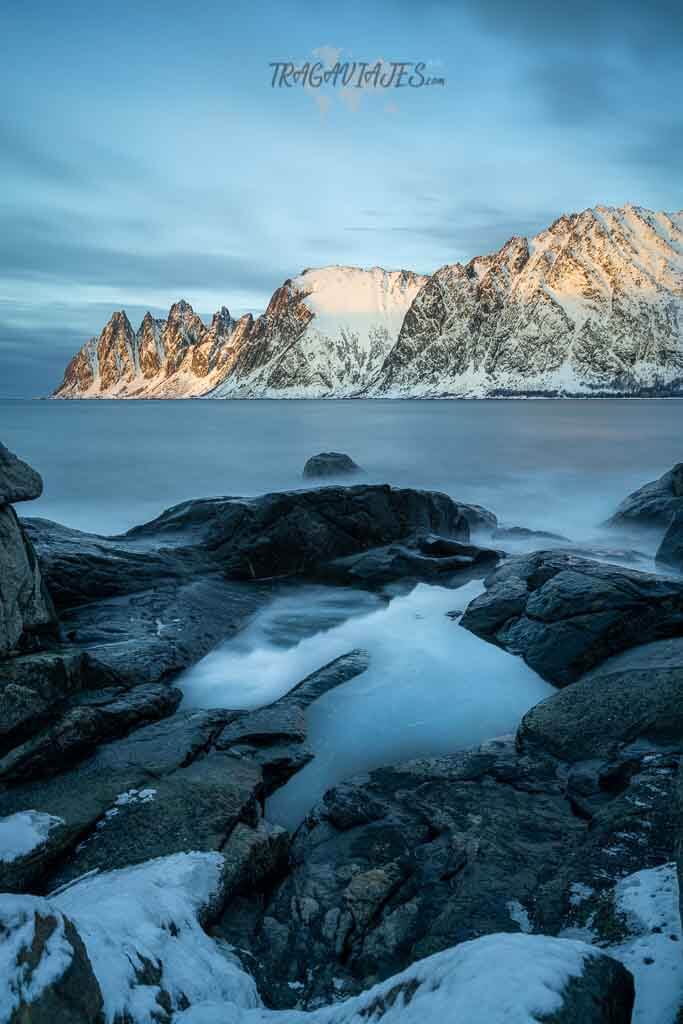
460 550 683 685
0 442 43 505
517 638 683 761
4 468 683 1020
657 509 683 571
217 733 674 1010
607 462 683 529
0 651 369 894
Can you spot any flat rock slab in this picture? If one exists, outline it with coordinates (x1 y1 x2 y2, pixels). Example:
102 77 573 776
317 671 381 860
0 650 370 893
518 637 683 761
460 550 683 685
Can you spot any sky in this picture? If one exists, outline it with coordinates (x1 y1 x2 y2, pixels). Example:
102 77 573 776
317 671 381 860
1 0 681 396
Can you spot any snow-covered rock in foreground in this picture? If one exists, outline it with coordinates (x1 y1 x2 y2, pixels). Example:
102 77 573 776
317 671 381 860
170 933 635 1024
0 810 64 863
0 894 103 1024
373 204 683 397
50 851 259 1023
564 863 683 1024
0 849 637 1024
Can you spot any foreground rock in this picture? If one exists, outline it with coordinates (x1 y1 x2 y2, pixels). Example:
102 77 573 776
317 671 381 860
0 443 55 658
217 733 673 1011
0 897 103 1023
518 638 683 761
0 651 368 893
26 484 477 598
303 452 363 478
0 859 635 1024
657 509 683 571
0 507 56 657
320 536 503 587
0 441 43 504
607 462 683 529
460 550 683 685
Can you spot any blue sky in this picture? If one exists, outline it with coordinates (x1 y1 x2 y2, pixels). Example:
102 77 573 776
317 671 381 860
1 0 681 395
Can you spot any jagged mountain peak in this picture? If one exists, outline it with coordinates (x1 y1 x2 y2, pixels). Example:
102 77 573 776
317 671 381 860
106 310 134 330
53 205 683 400
373 203 683 398
167 299 199 321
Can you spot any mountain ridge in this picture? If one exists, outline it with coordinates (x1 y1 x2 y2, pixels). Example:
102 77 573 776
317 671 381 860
53 204 683 399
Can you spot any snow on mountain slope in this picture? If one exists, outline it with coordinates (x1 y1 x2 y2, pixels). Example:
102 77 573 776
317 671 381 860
54 302 243 399
52 205 683 399
372 204 683 397
209 266 427 398
53 267 425 399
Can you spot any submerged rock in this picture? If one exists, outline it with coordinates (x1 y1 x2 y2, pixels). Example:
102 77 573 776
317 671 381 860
303 452 363 478
493 525 570 542
460 550 683 685
607 462 683 529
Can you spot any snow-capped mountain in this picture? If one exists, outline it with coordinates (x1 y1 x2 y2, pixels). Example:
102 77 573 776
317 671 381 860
372 204 683 397
54 267 426 399
55 301 244 398
53 205 683 399
211 265 427 398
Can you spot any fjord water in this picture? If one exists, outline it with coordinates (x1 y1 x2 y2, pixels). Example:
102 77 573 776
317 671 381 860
2 397 680 824
1 397 681 538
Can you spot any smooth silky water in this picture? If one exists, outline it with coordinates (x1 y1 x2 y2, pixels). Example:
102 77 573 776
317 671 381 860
2 397 677 826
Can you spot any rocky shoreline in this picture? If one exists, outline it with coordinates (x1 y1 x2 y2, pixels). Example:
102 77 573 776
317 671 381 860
1 446 683 1022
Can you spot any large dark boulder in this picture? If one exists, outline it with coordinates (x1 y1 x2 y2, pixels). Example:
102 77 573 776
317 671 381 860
0 441 43 504
517 638 683 761
26 485 477 597
0 506 56 657
657 509 683 571
124 484 473 581
607 462 683 529
460 551 683 686
303 452 363 478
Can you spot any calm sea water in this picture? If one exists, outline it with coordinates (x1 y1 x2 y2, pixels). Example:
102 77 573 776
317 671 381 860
2 397 680 824
0 398 681 538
